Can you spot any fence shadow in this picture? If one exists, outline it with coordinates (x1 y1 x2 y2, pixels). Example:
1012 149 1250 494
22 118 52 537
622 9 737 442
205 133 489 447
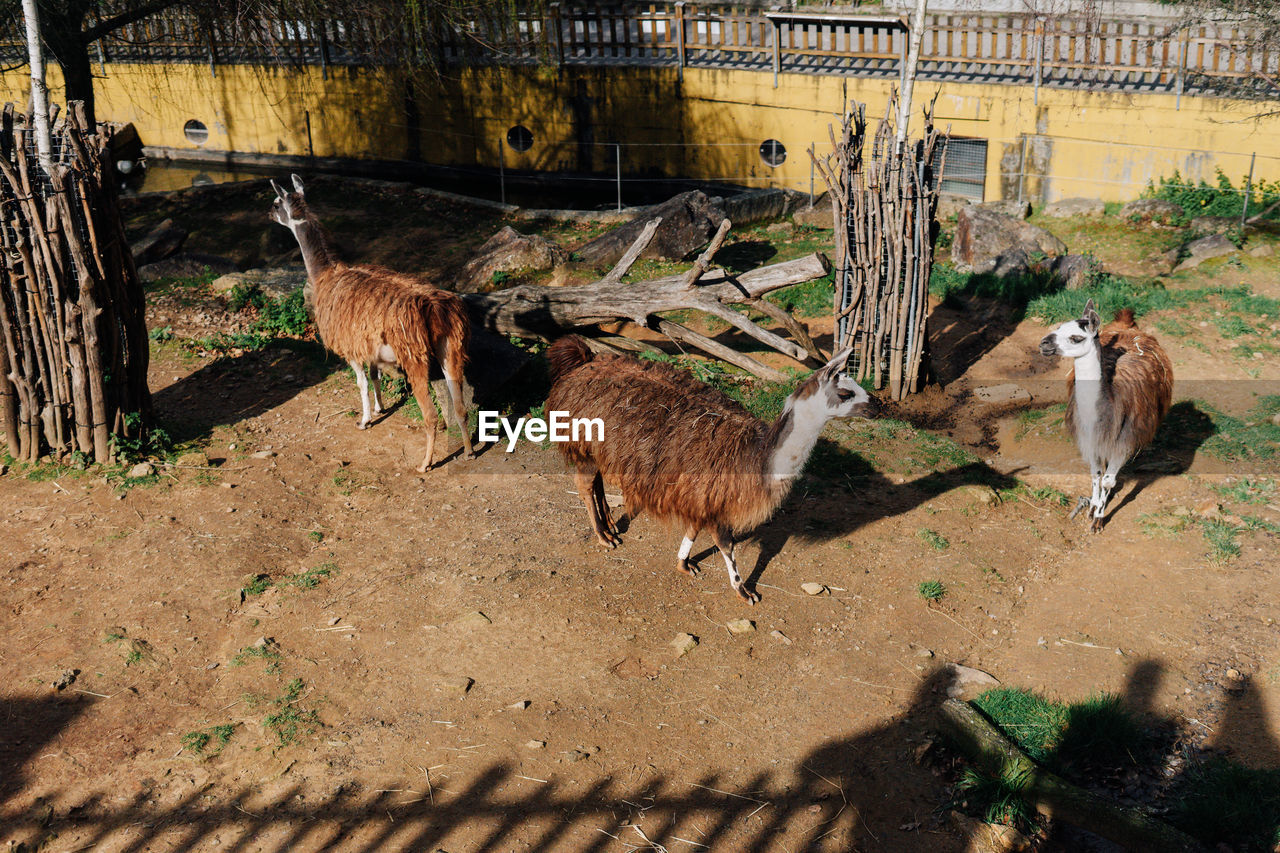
3 670 971 852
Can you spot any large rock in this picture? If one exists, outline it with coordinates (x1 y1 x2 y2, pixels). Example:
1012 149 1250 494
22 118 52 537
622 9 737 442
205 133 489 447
1035 253 1101 290
1042 197 1105 218
1119 198 1183 225
137 252 238 284
951 206 1067 276
975 199 1031 220
576 190 727 265
792 193 835 229
131 218 188 266
1190 215 1243 236
459 227 569 293
211 266 309 300
1173 233 1237 272
936 193 972 221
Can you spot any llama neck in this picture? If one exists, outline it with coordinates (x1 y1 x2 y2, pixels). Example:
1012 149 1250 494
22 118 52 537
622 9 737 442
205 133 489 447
1072 341 1108 426
287 217 337 283
765 395 830 485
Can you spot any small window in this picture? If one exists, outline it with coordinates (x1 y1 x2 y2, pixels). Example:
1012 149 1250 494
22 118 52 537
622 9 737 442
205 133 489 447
507 125 533 152
183 119 209 146
759 139 786 167
934 137 987 201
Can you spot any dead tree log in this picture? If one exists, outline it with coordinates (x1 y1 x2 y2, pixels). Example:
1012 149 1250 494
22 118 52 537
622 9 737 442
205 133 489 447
461 218 830 381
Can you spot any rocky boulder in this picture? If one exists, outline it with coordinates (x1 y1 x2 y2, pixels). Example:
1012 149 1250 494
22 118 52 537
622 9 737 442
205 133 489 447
459 227 569 293
131 218 188 266
1190 215 1242 236
935 193 971 221
212 266 309 301
1033 253 1101 290
576 190 727 266
137 252 238 284
952 206 1067 276
1173 234 1237 272
792 193 835 229
1119 198 1183 225
976 199 1031 220
1042 197 1105 218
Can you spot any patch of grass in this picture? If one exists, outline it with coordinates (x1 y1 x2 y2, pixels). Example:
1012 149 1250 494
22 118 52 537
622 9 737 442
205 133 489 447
149 325 174 342
262 677 320 748
972 688 1147 774
181 723 235 756
1014 404 1067 439
765 272 833 318
1202 518 1242 561
917 579 947 601
1211 477 1275 505
286 561 339 589
954 765 1039 832
918 528 950 551
1155 317 1193 338
308 530 325 543
1198 397 1280 462
111 411 172 464
1214 314 1255 339
241 574 273 596
1172 758 1280 851
231 643 282 668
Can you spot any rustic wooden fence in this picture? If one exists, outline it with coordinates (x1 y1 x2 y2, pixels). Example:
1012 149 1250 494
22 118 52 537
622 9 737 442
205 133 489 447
0 102 150 464
811 94 943 401
0 6 1272 95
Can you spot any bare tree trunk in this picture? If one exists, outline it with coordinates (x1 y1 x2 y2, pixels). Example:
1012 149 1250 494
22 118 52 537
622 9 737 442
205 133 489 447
896 0 930 149
20 0 52 172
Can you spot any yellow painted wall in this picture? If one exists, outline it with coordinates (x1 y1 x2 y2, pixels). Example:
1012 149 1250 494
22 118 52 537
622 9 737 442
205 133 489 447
5 61 1279 203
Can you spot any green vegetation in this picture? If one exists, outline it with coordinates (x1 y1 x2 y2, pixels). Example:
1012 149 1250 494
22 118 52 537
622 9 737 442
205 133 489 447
262 678 320 748
181 723 235 756
954 765 1038 832
1173 758 1280 850
917 579 947 601
230 642 282 669
1143 168 1280 223
287 561 339 589
765 272 833 318
973 688 1146 773
1198 397 1280 462
918 528 950 551
241 574 273 596
1211 477 1276 505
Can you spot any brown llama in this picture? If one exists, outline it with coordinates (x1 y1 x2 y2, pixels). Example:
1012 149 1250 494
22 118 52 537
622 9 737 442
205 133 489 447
546 336 878 604
1039 299 1173 532
269 175 473 471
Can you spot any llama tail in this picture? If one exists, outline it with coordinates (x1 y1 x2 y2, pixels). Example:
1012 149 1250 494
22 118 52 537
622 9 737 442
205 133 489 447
548 335 594 384
427 292 471 380
1112 307 1137 328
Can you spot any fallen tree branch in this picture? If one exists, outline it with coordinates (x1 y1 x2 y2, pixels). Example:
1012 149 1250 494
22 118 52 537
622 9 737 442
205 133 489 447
938 699 1205 853
656 319 789 381
602 217 662 284
682 218 732 289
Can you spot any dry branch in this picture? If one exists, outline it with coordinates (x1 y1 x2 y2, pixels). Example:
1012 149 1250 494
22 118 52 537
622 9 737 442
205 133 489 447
461 228 830 380
938 699 1205 853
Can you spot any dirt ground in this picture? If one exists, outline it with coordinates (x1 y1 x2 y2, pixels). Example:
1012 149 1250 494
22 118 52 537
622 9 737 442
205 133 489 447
1 179 1278 852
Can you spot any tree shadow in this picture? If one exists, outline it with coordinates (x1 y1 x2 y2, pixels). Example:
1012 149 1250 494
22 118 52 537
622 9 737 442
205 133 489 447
712 239 777 273
4 670 980 852
0 695 93 804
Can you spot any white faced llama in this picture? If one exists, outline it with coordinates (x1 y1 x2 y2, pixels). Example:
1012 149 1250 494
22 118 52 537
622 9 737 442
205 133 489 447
268 175 473 471
546 336 878 604
1039 298 1173 532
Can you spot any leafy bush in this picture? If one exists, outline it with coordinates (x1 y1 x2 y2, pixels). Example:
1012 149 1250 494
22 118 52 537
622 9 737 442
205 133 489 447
1143 168 1280 222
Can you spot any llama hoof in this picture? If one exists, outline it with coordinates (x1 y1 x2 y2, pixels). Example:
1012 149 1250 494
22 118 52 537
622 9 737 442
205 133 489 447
734 584 760 605
358 421 370 431
677 559 699 578
1089 516 1105 534
595 530 620 549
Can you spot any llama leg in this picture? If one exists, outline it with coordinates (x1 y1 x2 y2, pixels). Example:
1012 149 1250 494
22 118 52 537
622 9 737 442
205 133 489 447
591 475 617 536
350 361 373 429
676 526 700 577
370 365 384 415
713 527 758 605
1092 459 1124 533
443 370 474 459
404 361 439 471
575 465 618 548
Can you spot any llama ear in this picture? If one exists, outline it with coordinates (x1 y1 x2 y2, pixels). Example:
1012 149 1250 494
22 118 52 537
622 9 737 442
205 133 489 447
820 347 853 379
291 173 305 195
1081 298 1101 333
270 179 287 199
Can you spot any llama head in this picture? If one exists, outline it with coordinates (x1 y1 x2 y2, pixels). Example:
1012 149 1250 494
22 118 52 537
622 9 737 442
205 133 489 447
268 174 309 229
1039 297 1101 359
790 347 878 421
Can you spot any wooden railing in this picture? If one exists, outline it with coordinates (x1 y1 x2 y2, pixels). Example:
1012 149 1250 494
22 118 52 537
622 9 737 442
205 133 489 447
1 5 1273 95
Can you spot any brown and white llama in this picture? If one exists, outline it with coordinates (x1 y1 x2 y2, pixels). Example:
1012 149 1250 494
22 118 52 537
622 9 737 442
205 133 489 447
545 336 878 604
1039 298 1173 532
269 175 474 471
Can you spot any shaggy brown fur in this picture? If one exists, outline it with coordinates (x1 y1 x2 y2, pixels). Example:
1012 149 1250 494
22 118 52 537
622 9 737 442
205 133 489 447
546 336 876 603
1063 308 1173 463
270 178 473 470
